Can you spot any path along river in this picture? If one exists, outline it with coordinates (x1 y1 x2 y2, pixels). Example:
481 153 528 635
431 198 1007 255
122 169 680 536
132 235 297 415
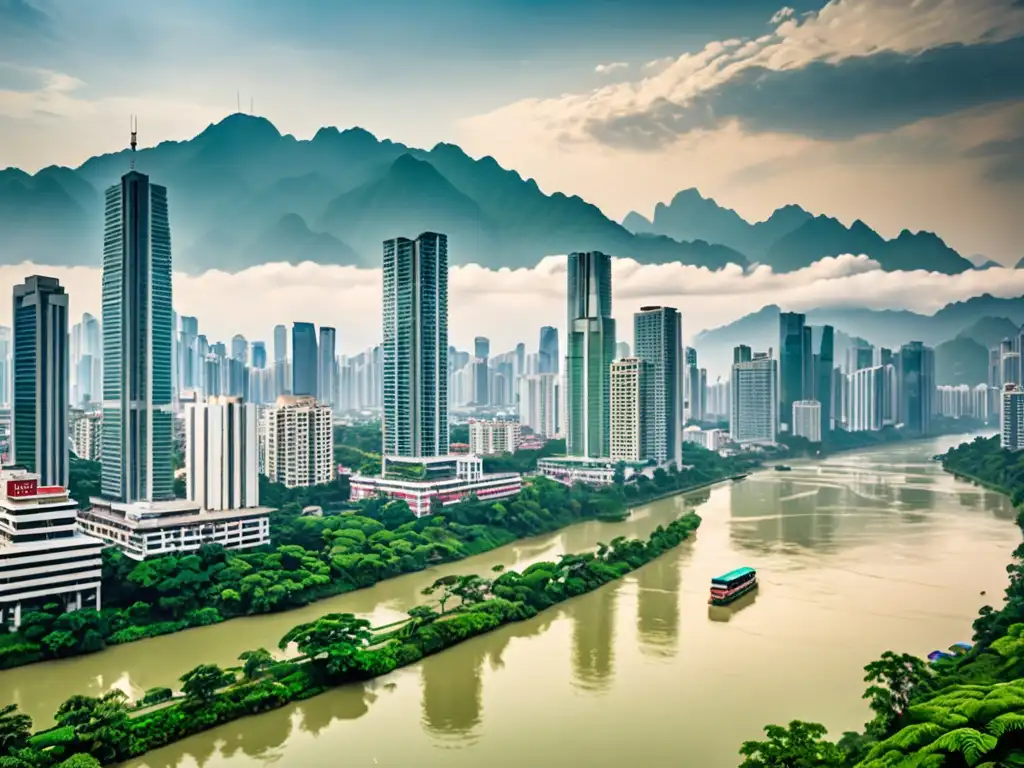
1 434 1019 767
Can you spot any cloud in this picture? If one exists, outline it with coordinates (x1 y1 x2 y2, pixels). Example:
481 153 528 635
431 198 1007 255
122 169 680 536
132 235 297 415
594 62 628 75
769 7 796 24
467 0 1024 151
4 256 1024 367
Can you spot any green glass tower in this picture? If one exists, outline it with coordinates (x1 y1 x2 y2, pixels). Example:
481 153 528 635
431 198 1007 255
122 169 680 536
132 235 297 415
100 170 174 502
566 251 616 458
382 232 448 458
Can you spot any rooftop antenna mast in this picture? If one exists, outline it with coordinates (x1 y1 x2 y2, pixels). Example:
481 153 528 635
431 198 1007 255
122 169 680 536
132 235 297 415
130 115 138 170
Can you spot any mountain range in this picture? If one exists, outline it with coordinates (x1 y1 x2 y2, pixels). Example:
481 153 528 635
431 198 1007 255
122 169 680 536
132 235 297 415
692 294 1024 378
624 189 976 274
0 113 990 275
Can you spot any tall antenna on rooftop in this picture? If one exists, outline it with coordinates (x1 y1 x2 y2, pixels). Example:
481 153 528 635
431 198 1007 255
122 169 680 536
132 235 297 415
130 115 138 170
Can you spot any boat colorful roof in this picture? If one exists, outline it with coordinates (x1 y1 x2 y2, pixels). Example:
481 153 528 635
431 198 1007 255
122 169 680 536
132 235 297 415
712 567 756 583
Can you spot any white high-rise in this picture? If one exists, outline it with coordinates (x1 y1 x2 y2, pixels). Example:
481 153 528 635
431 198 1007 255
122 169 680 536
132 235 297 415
792 400 822 443
72 413 102 461
1002 384 1024 452
264 395 334 488
519 373 559 438
185 396 259 511
730 353 777 445
610 357 652 461
468 420 521 456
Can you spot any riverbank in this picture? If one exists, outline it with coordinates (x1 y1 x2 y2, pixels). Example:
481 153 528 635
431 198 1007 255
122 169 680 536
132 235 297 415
13 513 703 767
0 459 747 673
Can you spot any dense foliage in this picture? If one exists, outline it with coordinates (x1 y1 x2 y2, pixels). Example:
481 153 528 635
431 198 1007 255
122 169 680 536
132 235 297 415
779 418 987 460
4 446 747 673
740 435 1024 767
3 513 703 766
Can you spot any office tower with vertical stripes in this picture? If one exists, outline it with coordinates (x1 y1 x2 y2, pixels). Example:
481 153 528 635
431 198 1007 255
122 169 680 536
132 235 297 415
291 322 318 398
12 276 69 487
382 232 448 458
565 251 616 458
318 326 337 407
634 306 683 466
100 170 175 503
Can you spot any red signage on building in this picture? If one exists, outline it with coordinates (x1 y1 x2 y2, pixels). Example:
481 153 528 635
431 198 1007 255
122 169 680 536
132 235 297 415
6 478 38 498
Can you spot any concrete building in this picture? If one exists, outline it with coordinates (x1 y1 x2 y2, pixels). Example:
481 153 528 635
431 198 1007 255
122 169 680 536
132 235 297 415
792 400 822 443
349 455 521 517
897 342 936 435
565 251 616 458
12 276 69 487
100 169 175 503
263 395 334 488
682 426 724 452
634 306 683 466
730 352 777 445
468 419 521 456
610 357 651 462
72 413 102 461
382 233 448 458
1002 384 1024 452
185 396 259 511
0 468 103 630
537 456 647 486
291 323 318 398
519 373 559 438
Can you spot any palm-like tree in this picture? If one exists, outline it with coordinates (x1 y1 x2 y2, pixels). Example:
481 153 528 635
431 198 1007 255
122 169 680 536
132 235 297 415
0 703 32 755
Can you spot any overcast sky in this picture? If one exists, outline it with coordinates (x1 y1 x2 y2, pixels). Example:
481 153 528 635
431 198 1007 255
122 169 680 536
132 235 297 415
1 0 1022 264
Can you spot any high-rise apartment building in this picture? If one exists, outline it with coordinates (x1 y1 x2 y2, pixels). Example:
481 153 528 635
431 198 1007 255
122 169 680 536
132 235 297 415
468 419 521 456
610 357 652 462
566 251 616 458
273 324 288 396
264 395 334 487
634 306 683 466
792 400 822 443
382 232 448 458
730 352 778 445
685 347 703 423
12 276 69 487
519 373 559 438
72 413 102 461
100 169 174 503
897 341 935 435
0 326 11 408
291 322 318 398
1002 384 1024 451
185 396 259 511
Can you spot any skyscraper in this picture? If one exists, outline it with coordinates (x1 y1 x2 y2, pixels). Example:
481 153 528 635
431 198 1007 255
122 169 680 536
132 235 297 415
897 341 936 435
538 326 559 375
816 325 834 435
251 341 267 370
231 334 248 364
778 312 807 432
291 322 318 398
382 232 448 458
473 336 490 405
566 251 616 458
634 305 683 466
100 169 174 503
730 352 778 445
12 276 69 486
273 324 288 396
0 326 11 408
318 326 337 406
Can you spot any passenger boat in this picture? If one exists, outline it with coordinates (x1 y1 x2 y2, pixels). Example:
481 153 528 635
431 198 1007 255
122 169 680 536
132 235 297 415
774 465 792 472
709 567 758 606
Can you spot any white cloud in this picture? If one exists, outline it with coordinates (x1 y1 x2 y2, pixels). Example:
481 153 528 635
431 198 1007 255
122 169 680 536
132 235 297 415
770 6 796 24
3 256 1022 367
594 62 629 75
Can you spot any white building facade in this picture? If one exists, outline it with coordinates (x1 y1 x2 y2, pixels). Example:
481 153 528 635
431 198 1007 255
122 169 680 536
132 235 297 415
468 419 522 456
185 396 259 511
610 357 650 462
72 413 102 461
1002 384 1024 452
792 400 822 443
519 373 559 438
0 468 103 630
264 395 334 488
729 354 777 445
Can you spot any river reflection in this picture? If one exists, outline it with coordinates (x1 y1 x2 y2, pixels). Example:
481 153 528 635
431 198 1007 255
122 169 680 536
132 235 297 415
49 434 1024 767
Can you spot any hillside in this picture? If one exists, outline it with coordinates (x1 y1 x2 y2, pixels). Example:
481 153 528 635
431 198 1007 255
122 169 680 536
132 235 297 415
0 114 744 273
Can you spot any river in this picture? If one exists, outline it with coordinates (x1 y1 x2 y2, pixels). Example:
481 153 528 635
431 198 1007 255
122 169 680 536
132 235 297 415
2 435 1019 767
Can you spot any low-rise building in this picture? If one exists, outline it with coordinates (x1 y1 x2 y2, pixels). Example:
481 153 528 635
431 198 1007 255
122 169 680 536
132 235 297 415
468 419 521 456
682 426 724 452
79 497 271 561
537 456 647 486
0 467 103 630
349 455 522 517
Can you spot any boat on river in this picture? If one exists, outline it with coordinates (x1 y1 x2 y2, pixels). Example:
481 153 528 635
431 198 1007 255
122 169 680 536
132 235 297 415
774 465 792 472
709 567 758 606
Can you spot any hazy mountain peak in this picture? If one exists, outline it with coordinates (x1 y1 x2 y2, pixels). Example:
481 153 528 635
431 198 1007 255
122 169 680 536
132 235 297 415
195 113 282 143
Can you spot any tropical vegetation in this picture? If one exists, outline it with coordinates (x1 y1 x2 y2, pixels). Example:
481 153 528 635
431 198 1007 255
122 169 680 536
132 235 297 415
0 512 703 766
739 434 1024 767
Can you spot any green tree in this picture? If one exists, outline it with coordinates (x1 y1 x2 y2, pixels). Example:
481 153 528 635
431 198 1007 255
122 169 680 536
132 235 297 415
53 690 130 763
452 575 490 607
862 651 934 730
739 721 846 768
180 664 231 702
239 648 275 680
422 575 460 613
0 704 31 755
279 613 373 676
55 756 104 768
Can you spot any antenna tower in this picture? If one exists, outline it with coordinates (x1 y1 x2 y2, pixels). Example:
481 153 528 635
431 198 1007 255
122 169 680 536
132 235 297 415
130 116 138 170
